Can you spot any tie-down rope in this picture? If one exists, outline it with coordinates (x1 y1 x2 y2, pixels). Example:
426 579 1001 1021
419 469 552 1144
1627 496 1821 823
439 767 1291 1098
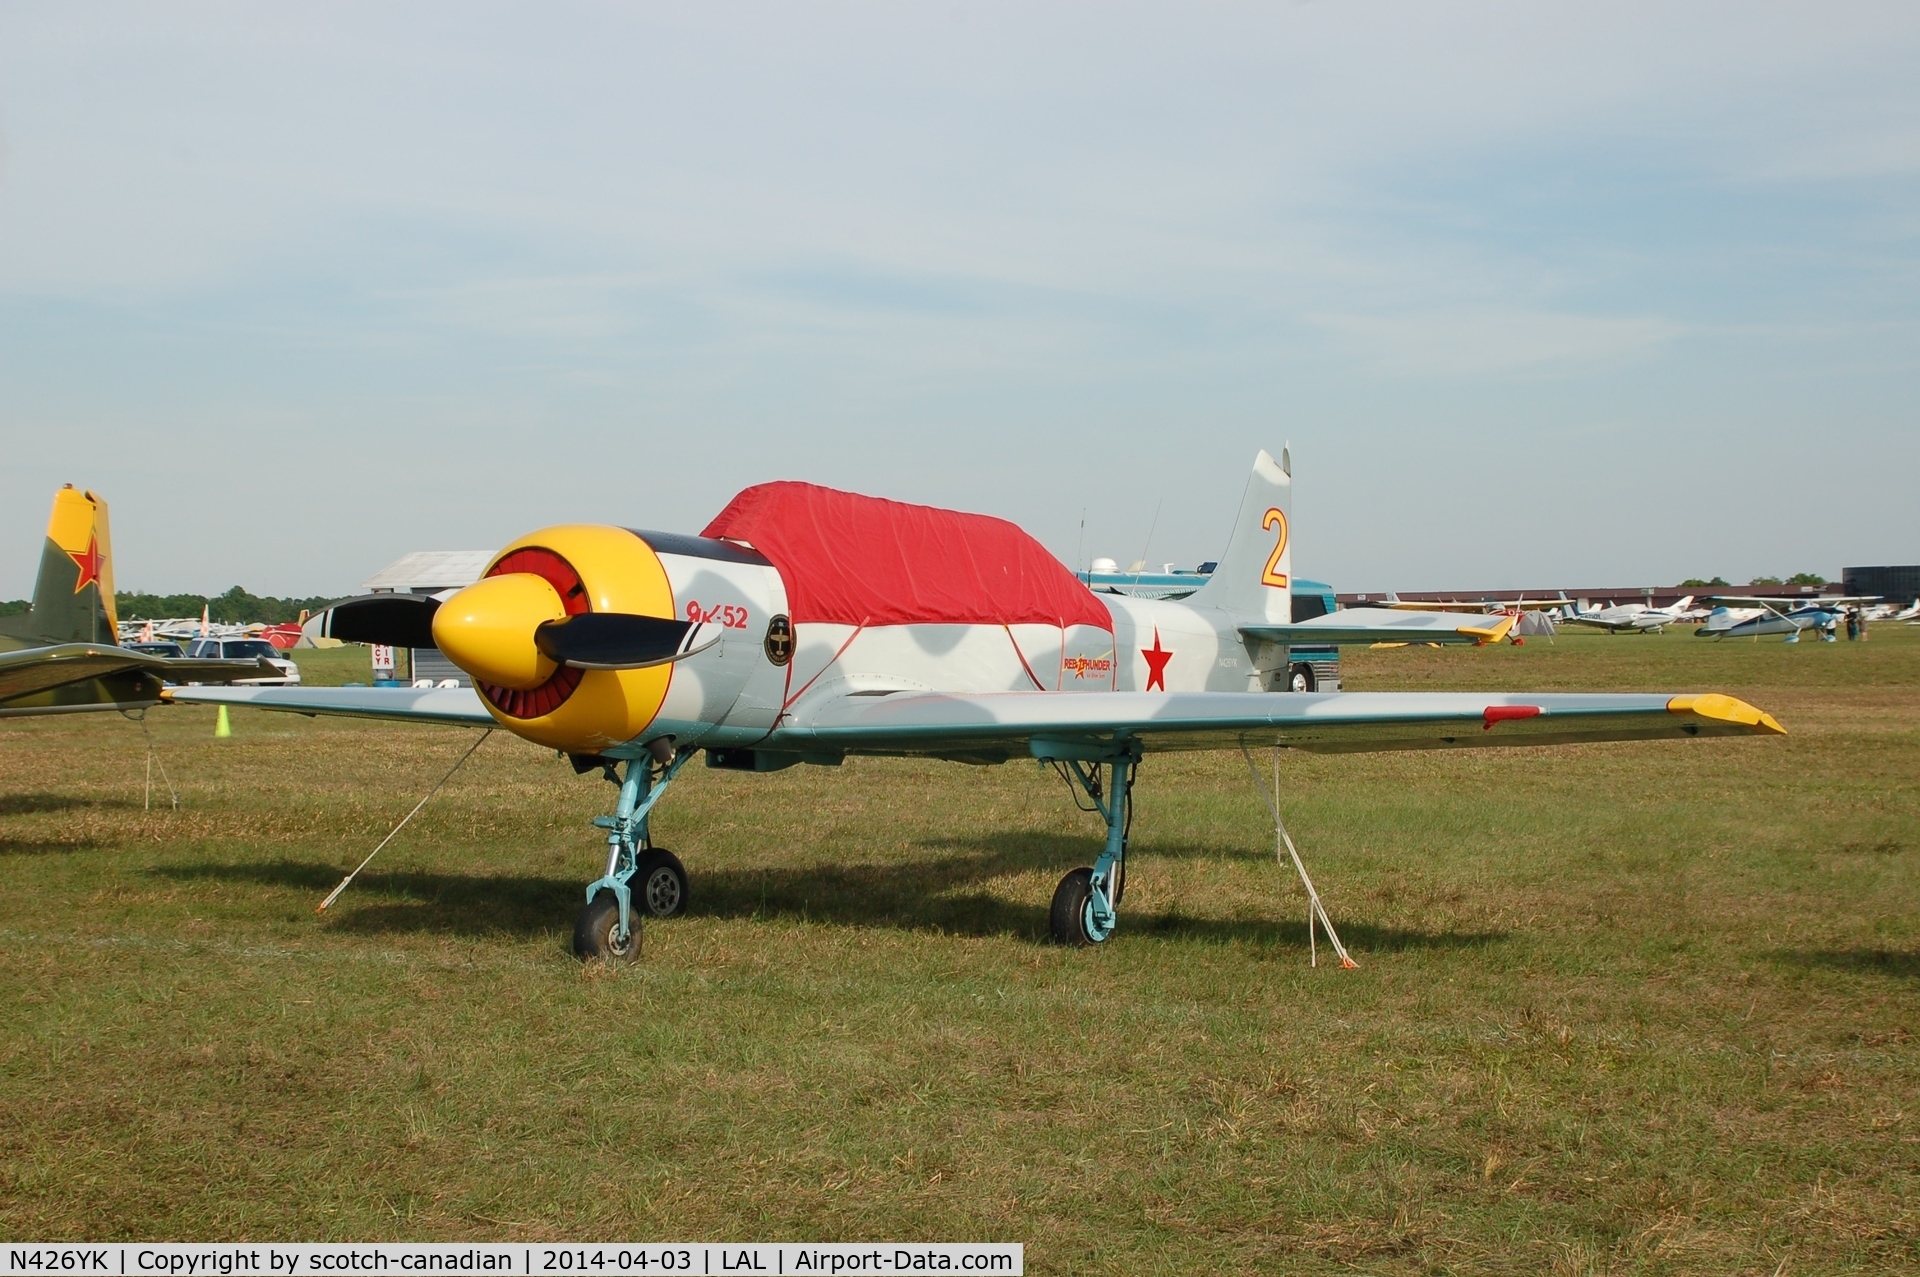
1240 742 1357 969
317 728 493 913
137 714 180 812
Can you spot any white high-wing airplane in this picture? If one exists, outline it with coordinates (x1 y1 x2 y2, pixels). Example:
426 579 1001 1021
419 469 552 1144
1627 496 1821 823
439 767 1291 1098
1561 596 1699 634
1698 595 1881 642
170 451 1784 960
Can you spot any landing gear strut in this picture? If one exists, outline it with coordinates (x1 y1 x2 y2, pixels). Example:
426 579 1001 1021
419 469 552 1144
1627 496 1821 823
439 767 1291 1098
1044 745 1139 946
574 744 691 961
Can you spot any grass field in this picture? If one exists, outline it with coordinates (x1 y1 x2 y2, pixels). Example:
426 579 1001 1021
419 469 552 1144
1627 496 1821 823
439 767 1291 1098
2 628 1917 1273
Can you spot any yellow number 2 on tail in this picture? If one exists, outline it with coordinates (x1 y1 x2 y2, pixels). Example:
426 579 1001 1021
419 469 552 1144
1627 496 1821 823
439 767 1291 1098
1260 508 1289 589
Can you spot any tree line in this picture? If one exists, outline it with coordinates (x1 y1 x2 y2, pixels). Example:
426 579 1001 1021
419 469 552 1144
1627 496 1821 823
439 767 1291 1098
0 586 338 625
1678 573 1828 588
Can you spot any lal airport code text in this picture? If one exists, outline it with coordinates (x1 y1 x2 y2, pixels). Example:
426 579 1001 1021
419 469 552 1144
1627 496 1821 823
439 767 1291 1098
3 1248 1020 1277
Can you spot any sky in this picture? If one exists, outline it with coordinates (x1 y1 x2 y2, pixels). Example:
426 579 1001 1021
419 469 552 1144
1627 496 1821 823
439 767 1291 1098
2 2 1916 599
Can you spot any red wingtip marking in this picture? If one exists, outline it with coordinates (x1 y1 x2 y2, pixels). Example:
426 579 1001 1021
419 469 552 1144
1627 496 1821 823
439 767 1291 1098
1483 705 1542 731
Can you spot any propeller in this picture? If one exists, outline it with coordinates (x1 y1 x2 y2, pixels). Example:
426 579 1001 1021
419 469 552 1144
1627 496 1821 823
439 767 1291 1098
322 581 724 678
534 614 723 670
318 594 441 649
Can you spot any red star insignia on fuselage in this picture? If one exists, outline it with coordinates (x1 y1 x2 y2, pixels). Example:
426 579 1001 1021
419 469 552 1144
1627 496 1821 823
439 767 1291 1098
66 534 101 594
1142 628 1172 692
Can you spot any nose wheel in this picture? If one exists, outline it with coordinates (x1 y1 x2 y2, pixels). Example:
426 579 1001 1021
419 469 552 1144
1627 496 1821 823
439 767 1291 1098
575 890 642 961
576 750 692 962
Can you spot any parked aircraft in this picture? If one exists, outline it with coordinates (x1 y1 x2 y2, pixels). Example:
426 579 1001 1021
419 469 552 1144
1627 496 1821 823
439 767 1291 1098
1561 596 1700 634
1367 593 1564 643
1378 592 1570 614
170 452 1783 960
0 487 286 717
1697 595 1880 642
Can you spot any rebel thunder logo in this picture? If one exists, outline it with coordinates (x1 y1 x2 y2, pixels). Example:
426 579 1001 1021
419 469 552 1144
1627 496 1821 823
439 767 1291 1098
1061 655 1112 680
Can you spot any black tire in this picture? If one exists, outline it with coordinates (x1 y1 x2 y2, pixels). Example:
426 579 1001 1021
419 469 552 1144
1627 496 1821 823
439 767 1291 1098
573 889 642 962
1289 664 1315 693
634 848 689 918
1050 867 1097 946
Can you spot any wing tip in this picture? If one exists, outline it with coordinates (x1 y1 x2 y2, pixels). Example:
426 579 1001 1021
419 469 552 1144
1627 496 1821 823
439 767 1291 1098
1460 614 1517 642
1667 693 1786 735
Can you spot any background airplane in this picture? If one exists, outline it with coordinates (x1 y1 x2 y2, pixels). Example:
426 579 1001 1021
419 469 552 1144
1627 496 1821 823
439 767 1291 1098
171 452 1784 960
0 487 283 717
1359 592 1568 643
1698 594 1881 642
1376 592 1571 613
1560 595 1700 634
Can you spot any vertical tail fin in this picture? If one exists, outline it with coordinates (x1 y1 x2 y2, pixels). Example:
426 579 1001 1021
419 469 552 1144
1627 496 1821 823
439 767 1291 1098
1185 449 1293 623
28 485 117 644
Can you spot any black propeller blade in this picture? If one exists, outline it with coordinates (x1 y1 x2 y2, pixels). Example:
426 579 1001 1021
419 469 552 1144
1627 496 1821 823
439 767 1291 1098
318 594 442 650
534 613 721 670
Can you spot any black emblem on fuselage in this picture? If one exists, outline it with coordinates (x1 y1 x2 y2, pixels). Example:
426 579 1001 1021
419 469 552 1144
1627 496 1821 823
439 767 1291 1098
763 614 794 666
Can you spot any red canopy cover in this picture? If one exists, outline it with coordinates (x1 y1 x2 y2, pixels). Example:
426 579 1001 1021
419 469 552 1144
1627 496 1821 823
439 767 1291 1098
701 481 1111 631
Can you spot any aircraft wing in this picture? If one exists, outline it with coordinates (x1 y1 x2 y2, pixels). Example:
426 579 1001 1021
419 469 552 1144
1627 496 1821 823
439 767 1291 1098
0 643 283 704
1384 598 1565 613
1379 600 1486 612
157 682 1780 760
164 684 495 725
768 689 1783 759
1242 607 1514 646
1706 595 1878 608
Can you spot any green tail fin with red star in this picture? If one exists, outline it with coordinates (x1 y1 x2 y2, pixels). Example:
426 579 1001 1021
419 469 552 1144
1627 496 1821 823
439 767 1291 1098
14 486 118 645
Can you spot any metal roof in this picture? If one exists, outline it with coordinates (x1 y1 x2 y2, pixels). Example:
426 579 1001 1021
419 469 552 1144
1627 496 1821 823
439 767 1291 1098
360 551 493 594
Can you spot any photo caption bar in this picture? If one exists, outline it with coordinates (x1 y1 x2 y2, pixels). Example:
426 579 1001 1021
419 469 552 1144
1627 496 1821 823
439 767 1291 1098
2 1246 1021 1277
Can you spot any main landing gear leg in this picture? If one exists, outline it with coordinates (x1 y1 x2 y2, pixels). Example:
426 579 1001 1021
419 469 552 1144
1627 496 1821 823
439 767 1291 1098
575 745 691 962
1047 746 1140 947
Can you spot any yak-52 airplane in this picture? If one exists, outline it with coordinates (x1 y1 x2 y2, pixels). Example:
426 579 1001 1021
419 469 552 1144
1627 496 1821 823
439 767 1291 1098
170 451 1784 960
0 486 287 718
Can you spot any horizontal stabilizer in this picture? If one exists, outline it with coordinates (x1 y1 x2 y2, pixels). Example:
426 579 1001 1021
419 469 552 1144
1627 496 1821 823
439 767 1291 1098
1241 607 1515 647
0 643 282 705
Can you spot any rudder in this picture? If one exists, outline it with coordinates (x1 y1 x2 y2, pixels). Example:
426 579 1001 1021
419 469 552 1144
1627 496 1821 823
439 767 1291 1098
27 485 117 644
1185 448 1292 624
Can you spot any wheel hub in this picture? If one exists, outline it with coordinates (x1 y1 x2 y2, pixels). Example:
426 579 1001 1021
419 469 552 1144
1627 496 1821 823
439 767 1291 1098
644 866 681 915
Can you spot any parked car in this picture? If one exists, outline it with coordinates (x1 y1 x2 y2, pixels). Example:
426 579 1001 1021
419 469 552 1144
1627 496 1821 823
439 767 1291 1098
124 640 186 658
183 637 301 685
